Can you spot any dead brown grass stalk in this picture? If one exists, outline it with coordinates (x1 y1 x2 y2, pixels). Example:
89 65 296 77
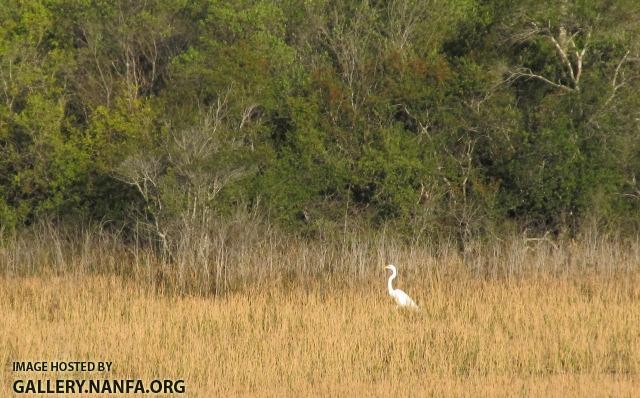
1 224 640 396
1 273 639 397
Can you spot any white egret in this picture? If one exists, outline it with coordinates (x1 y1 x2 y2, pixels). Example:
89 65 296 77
385 264 418 309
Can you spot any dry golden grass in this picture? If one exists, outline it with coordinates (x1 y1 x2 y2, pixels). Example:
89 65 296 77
2 269 640 397
2 224 640 395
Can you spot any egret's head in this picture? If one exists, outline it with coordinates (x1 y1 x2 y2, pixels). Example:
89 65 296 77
385 264 396 273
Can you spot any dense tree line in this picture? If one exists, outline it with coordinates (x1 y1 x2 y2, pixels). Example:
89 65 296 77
2 0 640 242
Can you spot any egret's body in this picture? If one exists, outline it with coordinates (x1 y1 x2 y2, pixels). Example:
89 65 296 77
385 264 418 309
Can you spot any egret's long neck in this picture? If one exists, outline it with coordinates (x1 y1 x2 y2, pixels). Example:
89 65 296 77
387 270 396 295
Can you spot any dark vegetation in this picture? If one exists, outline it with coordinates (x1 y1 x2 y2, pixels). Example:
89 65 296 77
2 0 640 249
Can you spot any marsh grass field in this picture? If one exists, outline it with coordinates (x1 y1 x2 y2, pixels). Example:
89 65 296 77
2 227 640 396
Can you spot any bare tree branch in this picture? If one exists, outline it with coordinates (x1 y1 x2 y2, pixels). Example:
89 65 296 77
508 20 590 92
507 67 574 92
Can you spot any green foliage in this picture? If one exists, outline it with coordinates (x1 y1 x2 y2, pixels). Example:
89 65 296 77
2 0 640 238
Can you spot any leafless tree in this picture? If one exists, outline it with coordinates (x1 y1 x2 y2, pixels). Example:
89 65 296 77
114 90 248 257
506 20 590 92
317 2 382 112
